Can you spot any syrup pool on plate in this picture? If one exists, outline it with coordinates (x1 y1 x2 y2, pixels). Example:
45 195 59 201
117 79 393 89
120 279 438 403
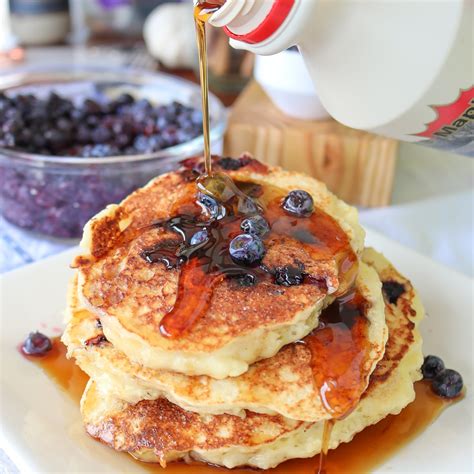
27 337 462 474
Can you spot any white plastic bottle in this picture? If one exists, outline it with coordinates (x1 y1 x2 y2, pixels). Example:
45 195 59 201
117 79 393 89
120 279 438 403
208 0 474 155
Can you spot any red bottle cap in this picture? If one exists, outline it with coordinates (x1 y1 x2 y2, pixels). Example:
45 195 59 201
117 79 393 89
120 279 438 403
223 0 295 44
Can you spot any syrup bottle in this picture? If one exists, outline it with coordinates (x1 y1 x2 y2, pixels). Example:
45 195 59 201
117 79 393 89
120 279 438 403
204 0 473 155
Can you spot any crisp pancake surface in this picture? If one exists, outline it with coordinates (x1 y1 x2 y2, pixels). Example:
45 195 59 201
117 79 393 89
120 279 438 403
74 155 364 378
80 249 424 469
64 260 386 422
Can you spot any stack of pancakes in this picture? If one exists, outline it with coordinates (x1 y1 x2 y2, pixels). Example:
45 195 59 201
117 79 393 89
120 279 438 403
63 156 425 469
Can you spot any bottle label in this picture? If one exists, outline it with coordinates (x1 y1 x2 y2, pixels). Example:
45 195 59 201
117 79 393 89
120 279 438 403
9 0 69 14
414 87 474 155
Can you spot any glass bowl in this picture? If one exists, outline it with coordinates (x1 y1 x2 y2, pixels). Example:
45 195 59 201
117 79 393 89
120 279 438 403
0 65 227 238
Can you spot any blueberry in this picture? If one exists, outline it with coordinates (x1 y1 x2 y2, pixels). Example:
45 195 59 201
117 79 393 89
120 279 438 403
191 110 203 125
86 115 100 127
1 133 15 147
148 134 166 151
76 125 92 145
282 190 314 217
116 133 132 148
91 126 112 144
22 331 52 356
382 280 405 304
234 273 257 287
84 334 108 346
0 91 203 157
229 234 265 266
190 229 208 246
197 193 226 220
134 98 152 111
241 215 270 237
0 90 208 236
422 355 445 379
81 144 117 158
431 369 463 398
83 98 102 115
44 129 67 150
114 93 134 107
32 133 47 149
56 117 72 132
2 118 23 134
111 119 133 136
218 157 244 170
274 265 305 286
133 135 152 153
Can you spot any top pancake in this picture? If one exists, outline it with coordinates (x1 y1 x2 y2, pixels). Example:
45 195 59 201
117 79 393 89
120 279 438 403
80 248 425 470
74 155 364 378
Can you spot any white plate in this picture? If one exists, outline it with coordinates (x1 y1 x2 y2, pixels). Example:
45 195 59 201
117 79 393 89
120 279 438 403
0 229 472 473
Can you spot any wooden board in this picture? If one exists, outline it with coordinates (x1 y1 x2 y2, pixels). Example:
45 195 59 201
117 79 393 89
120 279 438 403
224 81 399 207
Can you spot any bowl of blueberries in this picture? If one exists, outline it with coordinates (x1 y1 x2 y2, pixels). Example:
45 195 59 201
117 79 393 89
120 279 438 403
0 65 226 239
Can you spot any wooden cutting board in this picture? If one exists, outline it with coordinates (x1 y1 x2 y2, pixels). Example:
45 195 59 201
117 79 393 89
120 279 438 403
224 81 399 207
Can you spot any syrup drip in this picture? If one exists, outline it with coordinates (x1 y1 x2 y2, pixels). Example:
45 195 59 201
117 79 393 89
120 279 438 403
318 420 335 474
304 288 369 471
303 290 371 419
27 340 462 474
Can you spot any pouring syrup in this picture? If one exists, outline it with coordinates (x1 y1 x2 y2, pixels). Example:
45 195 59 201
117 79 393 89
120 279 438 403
194 1 224 175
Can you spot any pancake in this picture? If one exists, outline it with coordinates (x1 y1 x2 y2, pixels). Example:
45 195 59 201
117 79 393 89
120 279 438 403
73 155 364 378
64 260 387 422
80 249 425 469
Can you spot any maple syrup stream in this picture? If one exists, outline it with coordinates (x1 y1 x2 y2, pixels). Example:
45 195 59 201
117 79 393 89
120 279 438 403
194 2 218 175
319 420 335 474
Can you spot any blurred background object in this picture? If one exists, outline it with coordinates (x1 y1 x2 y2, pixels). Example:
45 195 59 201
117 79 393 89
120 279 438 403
225 81 398 207
0 0 24 66
1 0 17 52
206 25 254 95
0 65 226 239
254 48 329 120
82 0 140 39
69 0 89 45
144 1 253 94
143 2 196 69
9 0 71 45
